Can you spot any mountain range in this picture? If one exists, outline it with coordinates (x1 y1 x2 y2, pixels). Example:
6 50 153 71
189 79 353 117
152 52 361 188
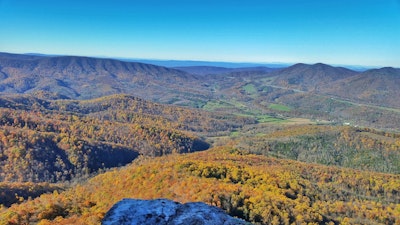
0 52 203 103
0 52 399 224
265 63 400 107
1 52 400 129
1 52 399 104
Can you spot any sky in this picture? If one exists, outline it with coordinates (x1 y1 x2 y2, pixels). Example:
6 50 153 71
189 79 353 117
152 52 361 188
0 0 399 67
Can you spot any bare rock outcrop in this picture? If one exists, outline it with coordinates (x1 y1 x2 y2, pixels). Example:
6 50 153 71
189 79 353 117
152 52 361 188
102 198 250 225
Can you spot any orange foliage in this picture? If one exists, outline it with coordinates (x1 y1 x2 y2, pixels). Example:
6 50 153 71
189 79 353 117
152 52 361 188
1 146 398 225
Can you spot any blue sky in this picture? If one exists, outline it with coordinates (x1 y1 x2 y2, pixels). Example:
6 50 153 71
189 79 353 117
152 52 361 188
0 0 399 67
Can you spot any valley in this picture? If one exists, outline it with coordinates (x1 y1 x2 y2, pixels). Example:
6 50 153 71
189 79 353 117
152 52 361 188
0 53 399 224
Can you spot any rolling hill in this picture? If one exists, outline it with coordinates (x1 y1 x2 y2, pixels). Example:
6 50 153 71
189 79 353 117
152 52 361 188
322 67 400 108
0 94 231 183
203 62 400 131
0 147 398 224
0 53 207 104
270 63 359 91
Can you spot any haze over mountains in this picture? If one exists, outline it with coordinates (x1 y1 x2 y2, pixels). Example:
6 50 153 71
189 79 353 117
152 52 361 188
173 66 275 76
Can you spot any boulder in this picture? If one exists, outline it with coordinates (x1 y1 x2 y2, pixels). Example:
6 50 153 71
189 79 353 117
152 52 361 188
102 198 250 225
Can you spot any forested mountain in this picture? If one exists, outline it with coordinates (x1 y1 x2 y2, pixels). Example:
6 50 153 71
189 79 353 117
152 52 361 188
0 52 399 224
1 53 399 111
0 94 243 183
193 63 400 131
0 52 45 61
0 53 207 104
322 67 400 108
270 63 358 91
230 124 400 174
1 147 398 224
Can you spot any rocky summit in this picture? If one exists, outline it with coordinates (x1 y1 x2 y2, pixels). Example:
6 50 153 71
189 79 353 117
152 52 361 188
101 198 250 225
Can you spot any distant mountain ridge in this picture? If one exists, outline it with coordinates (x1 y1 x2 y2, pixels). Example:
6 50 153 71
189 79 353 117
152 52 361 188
116 58 290 68
174 66 276 75
271 63 359 91
0 52 203 102
21 52 379 70
322 67 400 108
0 52 399 109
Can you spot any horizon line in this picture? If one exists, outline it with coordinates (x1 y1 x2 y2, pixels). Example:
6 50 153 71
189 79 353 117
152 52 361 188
0 51 391 70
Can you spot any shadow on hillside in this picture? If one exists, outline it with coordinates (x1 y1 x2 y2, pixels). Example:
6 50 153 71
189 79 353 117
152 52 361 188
192 139 211 152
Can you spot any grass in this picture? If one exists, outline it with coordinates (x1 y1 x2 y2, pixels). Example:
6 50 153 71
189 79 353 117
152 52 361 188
202 99 289 125
230 131 240 137
269 103 292 112
202 99 256 116
257 115 285 123
242 84 257 94
285 118 315 125
202 100 233 111
261 77 274 82
331 97 400 113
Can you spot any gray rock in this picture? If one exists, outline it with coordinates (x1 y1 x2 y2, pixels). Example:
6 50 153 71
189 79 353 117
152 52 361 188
102 198 250 225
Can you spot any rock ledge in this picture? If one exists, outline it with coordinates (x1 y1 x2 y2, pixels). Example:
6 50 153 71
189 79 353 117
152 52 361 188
102 198 249 225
